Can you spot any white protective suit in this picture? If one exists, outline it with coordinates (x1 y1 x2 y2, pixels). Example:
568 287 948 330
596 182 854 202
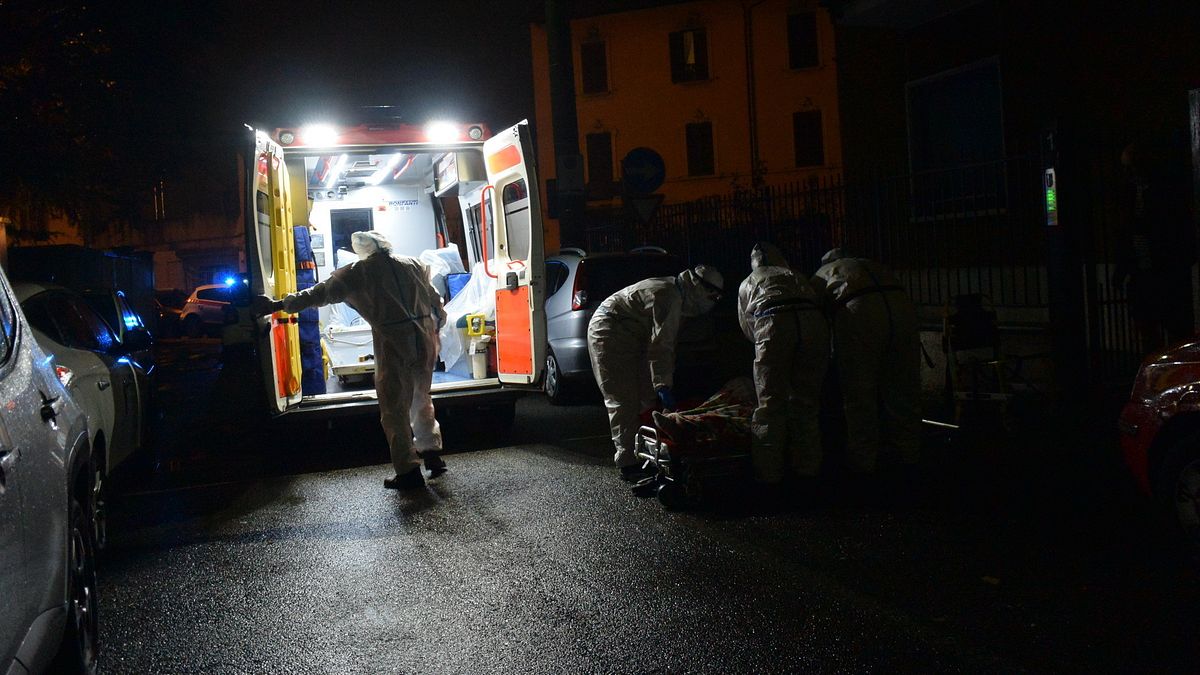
587 264 724 469
281 231 447 476
811 249 920 473
737 243 830 482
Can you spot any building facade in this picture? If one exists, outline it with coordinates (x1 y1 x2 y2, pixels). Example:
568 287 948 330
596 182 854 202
531 0 841 252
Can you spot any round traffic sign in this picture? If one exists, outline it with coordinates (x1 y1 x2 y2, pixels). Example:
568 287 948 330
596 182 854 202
621 147 666 195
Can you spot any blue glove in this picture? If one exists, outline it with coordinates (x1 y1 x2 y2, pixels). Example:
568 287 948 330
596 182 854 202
656 386 677 411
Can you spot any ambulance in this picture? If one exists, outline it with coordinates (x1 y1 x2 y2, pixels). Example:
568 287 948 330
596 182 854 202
244 120 546 424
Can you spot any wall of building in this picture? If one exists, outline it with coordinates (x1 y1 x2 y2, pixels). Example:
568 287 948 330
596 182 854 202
532 0 842 250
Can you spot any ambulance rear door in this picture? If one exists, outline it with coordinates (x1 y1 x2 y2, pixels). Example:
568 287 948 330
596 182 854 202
482 121 546 386
246 128 302 414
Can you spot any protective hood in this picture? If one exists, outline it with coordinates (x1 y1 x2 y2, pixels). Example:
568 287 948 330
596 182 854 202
677 264 724 317
820 247 846 265
750 242 789 271
352 230 393 258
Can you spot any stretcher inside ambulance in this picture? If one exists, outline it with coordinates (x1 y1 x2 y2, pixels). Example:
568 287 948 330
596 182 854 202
245 120 546 418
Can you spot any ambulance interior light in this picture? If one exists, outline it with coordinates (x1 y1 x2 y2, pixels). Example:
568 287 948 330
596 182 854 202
300 124 338 147
425 121 460 143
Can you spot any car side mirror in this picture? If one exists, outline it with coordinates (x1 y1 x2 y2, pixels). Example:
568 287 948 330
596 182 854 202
122 327 153 352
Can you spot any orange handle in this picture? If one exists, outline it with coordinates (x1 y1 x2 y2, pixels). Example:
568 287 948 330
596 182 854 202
480 184 497 278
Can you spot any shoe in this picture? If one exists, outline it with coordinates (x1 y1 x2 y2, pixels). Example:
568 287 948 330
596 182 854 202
620 464 653 482
384 467 425 490
422 451 447 478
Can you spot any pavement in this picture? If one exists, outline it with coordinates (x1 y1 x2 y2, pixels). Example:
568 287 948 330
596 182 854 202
96 339 1200 673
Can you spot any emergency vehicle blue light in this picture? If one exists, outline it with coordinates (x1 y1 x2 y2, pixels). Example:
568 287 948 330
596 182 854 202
124 316 139 329
224 277 236 286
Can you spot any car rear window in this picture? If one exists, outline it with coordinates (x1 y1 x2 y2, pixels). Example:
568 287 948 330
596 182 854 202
196 287 231 302
584 255 683 301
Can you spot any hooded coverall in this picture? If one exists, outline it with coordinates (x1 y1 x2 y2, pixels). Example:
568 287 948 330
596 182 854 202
280 244 447 477
587 266 722 469
737 243 830 482
812 250 920 473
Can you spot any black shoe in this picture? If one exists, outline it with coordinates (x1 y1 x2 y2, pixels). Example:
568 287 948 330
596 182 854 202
620 465 653 482
422 451 447 478
384 467 425 490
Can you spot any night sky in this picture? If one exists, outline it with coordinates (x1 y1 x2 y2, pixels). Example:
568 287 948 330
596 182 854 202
182 0 543 134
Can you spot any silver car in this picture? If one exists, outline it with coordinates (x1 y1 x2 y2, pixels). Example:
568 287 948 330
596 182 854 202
543 247 684 404
0 266 97 673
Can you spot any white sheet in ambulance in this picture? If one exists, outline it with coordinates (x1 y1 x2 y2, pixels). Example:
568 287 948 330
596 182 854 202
420 245 466 299
438 261 497 376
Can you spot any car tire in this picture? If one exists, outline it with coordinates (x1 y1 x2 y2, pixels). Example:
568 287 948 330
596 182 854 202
183 314 202 339
544 351 571 405
52 487 100 674
1154 433 1200 560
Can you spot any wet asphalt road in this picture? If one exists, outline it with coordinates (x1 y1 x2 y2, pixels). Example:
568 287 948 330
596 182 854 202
97 340 1199 673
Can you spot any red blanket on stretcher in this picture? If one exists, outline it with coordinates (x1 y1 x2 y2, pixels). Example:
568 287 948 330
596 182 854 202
646 377 755 456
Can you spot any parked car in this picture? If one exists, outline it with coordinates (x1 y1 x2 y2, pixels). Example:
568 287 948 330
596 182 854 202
542 247 685 404
154 289 187 338
1119 339 1200 555
0 268 97 673
15 281 153 550
179 282 236 337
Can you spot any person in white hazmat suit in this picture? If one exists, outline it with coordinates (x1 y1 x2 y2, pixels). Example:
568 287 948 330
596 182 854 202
257 230 448 490
811 248 920 475
587 264 724 481
737 243 830 485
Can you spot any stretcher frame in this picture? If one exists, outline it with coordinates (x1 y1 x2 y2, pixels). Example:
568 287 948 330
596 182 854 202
633 425 752 509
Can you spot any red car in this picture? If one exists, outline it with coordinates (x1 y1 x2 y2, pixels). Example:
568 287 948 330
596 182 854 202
1119 339 1200 551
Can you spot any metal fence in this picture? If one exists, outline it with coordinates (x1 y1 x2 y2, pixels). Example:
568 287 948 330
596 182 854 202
582 157 1051 314
577 151 1160 387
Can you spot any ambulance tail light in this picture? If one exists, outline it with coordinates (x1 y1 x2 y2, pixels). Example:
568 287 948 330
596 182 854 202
571 260 588 311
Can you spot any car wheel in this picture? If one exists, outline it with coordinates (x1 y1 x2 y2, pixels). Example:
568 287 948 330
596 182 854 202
544 352 570 405
1155 434 1200 559
183 314 202 338
53 489 100 674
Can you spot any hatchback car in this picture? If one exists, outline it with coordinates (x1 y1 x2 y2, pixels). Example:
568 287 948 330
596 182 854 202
0 268 97 673
543 247 685 403
1119 338 1200 555
179 283 236 338
16 282 152 550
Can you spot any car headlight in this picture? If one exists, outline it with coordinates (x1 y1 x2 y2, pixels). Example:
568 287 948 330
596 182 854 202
1132 361 1200 403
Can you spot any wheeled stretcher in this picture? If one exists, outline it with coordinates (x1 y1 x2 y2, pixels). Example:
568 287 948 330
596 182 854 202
633 424 751 509
631 377 757 509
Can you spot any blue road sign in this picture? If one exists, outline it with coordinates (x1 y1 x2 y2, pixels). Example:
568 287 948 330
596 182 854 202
621 147 665 195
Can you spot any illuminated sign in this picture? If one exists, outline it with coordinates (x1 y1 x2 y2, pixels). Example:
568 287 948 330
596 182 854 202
1044 168 1058 227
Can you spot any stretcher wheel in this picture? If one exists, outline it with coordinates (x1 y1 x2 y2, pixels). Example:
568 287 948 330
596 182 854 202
657 482 685 510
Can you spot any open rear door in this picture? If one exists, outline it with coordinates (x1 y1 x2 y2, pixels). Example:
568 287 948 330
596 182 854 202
482 121 546 386
247 129 302 413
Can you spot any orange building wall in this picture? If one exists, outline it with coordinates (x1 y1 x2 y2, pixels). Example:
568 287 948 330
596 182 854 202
531 0 841 250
